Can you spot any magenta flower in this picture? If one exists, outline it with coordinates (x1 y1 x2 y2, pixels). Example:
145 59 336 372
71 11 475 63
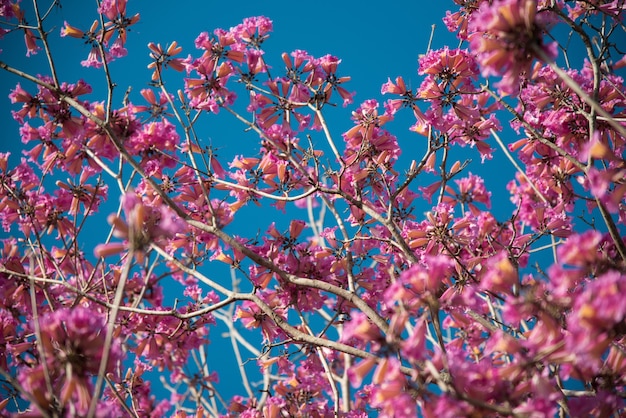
130 88 172 120
185 59 236 113
567 270 626 377
381 76 418 116
18 307 120 415
81 46 105 68
469 0 558 95
0 0 15 18
251 78 311 130
317 54 354 107
126 118 180 172
147 41 185 81
98 0 140 46
234 293 287 342
231 16 273 48
445 172 492 214
479 251 518 294
94 191 184 263
11 4 40 56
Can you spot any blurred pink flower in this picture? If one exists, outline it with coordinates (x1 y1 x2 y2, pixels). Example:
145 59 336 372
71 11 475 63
469 0 557 95
94 191 184 263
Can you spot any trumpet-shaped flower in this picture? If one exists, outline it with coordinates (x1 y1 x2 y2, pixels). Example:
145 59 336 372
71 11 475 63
469 0 557 95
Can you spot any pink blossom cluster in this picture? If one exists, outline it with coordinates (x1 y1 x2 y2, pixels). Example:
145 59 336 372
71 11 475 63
61 0 139 67
0 0 625 416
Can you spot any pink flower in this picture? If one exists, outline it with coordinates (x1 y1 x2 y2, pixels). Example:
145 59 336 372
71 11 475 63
317 54 354 107
18 307 121 415
81 46 104 68
108 37 127 58
126 118 180 171
369 357 416 417
0 0 15 18
185 59 236 113
252 79 310 130
12 5 40 56
341 311 383 346
234 294 286 342
479 251 518 294
446 172 492 214
61 20 87 38
130 88 172 119
147 41 184 81
41 307 118 372
98 0 140 46
231 16 273 48
391 254 454 299
469 0 558 95
94 191 184 262
381 76 417 115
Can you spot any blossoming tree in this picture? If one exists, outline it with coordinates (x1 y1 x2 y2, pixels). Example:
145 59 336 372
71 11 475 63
1 0 625 416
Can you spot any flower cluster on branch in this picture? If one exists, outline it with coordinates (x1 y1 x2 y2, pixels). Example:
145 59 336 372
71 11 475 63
0 0 625 416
